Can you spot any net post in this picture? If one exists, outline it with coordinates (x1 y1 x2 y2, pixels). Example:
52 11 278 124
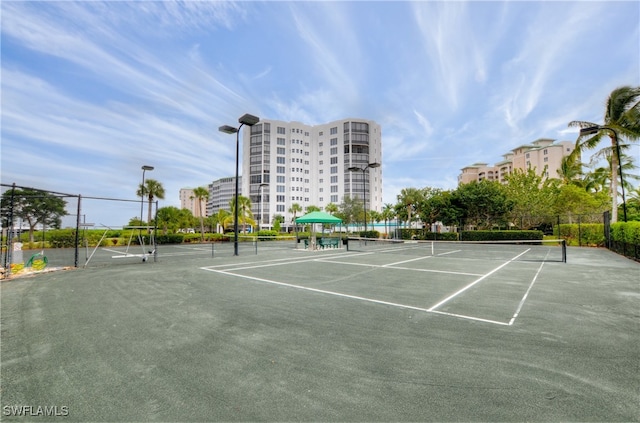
562 239 567 263
74 194 81 268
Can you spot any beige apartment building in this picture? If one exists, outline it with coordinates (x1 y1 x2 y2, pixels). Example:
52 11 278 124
179 188 207 218
458 138 574 185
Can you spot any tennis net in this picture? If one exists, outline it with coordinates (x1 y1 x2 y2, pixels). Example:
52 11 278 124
346 237 566 263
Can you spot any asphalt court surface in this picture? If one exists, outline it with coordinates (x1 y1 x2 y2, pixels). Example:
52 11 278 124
201 246 553 326
2 242 638 421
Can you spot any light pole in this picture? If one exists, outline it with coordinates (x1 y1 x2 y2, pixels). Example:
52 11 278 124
259 183 269 230
348 162 381 233
580 125 627 222
219 113 260 256
140 165 154 225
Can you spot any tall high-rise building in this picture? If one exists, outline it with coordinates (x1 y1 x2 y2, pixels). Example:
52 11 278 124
179 188 207 217
207 176 241 216
243 118 382 230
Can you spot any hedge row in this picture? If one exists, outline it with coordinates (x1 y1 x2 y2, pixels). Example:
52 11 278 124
611 221 640 244
557 224 605 247
460 230 543 241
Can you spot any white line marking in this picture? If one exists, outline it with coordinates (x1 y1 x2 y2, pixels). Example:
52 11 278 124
508 260 546 326
317 259 483 276
199 247 546 326
201 267 511 326
430 310 510 326
427 249 531 311
383 255 433 267
437 249 462 256
202 268 435 313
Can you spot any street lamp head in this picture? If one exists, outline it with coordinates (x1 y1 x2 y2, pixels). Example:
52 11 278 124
239 113 260 126
367 162 381 169
219 125 238 134
579 126 601 136
348 166 362 172
142 165 154 171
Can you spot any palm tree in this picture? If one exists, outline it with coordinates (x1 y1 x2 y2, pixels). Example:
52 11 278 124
325 203 338 215
557 155 584 187
396 187 422 228
381 203 396 237
215 209 230 234
289 203 302 236
229 195 254 234
569 85 640 222
191 186 209 242
137 178 165 225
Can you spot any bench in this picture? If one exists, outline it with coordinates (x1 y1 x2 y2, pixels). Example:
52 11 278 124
318 237 340 249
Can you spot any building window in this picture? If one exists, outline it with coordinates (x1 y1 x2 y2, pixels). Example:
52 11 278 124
330 127 338 135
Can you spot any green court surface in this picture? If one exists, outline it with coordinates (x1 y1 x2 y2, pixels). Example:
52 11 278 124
1 242 638 421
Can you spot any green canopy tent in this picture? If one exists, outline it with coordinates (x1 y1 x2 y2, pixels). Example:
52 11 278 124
295 211 343 249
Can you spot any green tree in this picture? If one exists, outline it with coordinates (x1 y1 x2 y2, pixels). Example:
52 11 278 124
229 195 254 234
0 188 67 243
325 203 338 215
215 209 230 233
137 179 165 224
336 195 362 227
416 188 461 229
289 203 303 235
452 180 513 229
557 155 584 187
381 203 396 236
191 186 209 241
396 187 423 228
569 85 640 222
503 168 558 229
272 214 284 232
156 206 180 234
553 184 609 223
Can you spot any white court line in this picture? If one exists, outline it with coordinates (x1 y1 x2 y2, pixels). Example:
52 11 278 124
199 247 544 326
430 310 510 326
202 268 436 314
202 267 509 325
508 260 546 325
427 249 531 312
382 255 433 267
317 259 483 277
201 251 357 272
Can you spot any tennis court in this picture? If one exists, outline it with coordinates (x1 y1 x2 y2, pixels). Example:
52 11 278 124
1 240 638 421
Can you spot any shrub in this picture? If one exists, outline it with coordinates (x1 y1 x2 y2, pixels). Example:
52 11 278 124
611 221 640 244
461 230 543 241
558 224 606 247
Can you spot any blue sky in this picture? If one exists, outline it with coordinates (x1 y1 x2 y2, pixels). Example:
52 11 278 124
1 1 639 227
